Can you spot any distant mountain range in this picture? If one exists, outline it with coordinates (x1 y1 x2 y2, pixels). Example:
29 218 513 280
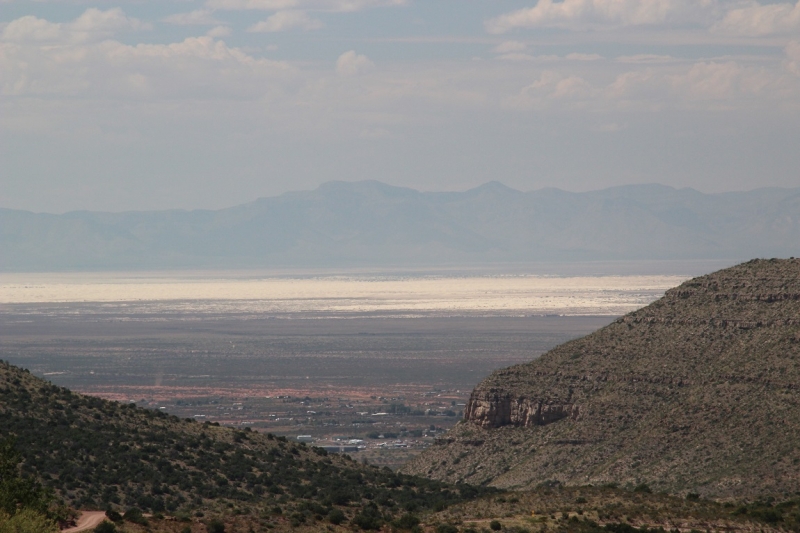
2 181 799 271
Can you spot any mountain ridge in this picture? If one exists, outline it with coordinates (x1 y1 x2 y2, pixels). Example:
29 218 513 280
2 182 799 271
401 258 800 499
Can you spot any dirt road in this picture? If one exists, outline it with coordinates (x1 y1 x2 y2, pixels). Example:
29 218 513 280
62 511 107 532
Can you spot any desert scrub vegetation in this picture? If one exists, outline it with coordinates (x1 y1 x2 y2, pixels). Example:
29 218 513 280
0 360 495 528
404 259 800 499
0 437 66 533
430 485 794 533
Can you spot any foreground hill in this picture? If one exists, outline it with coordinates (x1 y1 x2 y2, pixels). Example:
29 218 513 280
1 356 796 533
0 360 488 527
403 259 800 499
2 182 799 270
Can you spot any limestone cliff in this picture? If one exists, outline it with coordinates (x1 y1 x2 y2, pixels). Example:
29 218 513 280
402 259 800 499
464 391 578 428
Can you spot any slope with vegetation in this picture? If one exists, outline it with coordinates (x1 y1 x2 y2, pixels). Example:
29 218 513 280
403 259 800 499
0 359 490 531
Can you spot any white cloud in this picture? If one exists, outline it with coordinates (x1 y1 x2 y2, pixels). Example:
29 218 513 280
784 40 800 74
206 0 406 12
1 8 148 44
248 10 324 32
163 10 223 26
72 8 148 34
493 40 527 54
0 26 293 99
485 0 721 33
497 52 536 61
712 1 800 36
566 52 603 61
605 60 783 108
206 0 299 9
336 50 374 75
207 26 232 37
2 16 62 42
616 54 675 63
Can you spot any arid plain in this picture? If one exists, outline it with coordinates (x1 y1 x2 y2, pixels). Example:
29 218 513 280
0 268 693 468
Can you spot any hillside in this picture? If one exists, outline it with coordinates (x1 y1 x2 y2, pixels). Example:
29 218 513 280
402 259 800 499
0 360 490 529
1 361 797 533
2 182 799 270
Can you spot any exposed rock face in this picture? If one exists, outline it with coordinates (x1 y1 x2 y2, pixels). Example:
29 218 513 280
465 390 578 428
402 259 800 499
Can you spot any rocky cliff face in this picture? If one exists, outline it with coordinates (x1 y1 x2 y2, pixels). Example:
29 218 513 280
464 390 578 428
403 259 800 499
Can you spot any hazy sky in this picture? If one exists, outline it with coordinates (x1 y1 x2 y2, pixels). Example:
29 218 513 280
2 0 800 213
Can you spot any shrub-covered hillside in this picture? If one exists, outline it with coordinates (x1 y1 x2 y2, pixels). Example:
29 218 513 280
0 360 490 525
404 259 800 498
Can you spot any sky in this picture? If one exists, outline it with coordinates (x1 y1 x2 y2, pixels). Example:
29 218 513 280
2 0 800 213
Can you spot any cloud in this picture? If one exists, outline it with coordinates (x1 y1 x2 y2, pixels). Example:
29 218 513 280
493 40 527 54
248 10 324 32
566 52 603 61
2 16 62 42
785 40 800 75
1 8 148 44
605 60 784 108
485 0 720 33
712 1 800 36
336 50 374 75
207 26 232 37
206 0 300 9
163 10 223 26
496 53 536 61
0 20 293 100
506 70 595 108
616 54 675 63
206 0 406 12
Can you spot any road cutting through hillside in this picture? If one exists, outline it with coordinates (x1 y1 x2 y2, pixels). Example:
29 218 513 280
62 511 107 532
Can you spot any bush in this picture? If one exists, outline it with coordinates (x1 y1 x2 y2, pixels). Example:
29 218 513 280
437 524 459 533
93 521 116 533
207 518 226 533
352 511 383 530
123 507 147 525
0 439 53 517
0 509 58 533
393 513 420 530
490 520 502 531
328 509 346 525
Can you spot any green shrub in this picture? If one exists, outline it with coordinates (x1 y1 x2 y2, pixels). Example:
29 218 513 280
93 521 116 533
393 513 420 530
0 509 58 533
207 518 226 533
328 509 346 525
489 520 502 531
122 507 147 525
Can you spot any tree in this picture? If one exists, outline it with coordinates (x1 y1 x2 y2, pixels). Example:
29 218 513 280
0 438 53 517
207 518 226 533
92 521 117 533
0 509 58 533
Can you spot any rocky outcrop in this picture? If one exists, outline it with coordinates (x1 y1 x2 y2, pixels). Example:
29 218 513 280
465 390 578 428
